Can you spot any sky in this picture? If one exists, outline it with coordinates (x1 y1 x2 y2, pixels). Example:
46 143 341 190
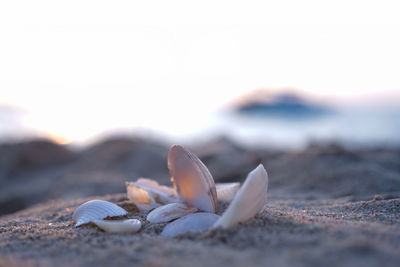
1 1 400 143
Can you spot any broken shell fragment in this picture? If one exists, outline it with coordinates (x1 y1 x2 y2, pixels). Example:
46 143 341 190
147 202 198 223
161 212 221 237
213 164 268 229
126 182 160 211
168 145 217 213
126 178 178 211
134 178 178 204
93 219 142 233
72 200 128 227
216 182 240 202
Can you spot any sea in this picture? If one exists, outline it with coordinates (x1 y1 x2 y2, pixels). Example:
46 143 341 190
1 105 399 150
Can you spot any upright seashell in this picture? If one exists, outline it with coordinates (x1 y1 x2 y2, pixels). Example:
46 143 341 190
147 203 198 223
93 219 141 233
213 164 268 229
161 212 221 236
167 145 217 213
216 182 240 202
72 200 128 227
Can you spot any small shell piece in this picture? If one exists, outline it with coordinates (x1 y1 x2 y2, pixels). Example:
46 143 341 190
134 178 178 204
216 182 240 202
72 200 128 227
213 164 268 229
126 178 178 211
93 219 141 233
147 203 198 223
161 212 221 237
126 182 160 211
167 145 217 213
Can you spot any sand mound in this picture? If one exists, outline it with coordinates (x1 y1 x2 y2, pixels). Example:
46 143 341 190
1 139 400 215
263 144 400 198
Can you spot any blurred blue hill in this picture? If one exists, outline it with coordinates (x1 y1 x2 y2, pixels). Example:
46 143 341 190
234 91 333 119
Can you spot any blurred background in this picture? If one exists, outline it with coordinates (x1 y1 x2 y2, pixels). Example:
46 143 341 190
1 1 400 215
1 0 399 149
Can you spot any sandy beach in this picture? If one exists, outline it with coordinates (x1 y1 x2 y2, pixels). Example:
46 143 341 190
1 138 399 267
2 1 400 266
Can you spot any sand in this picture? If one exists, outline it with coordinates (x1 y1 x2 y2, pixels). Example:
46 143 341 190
1 139 400 266
1 193 400 267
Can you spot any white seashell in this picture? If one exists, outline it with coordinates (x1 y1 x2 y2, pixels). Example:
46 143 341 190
73 200 128 227
167 145 217 213
93 219 141 233
216 182 240 202
126 182 160 211
126 178 179 211
134 178 178 204
161 212 221 236
213 164 268 229
147 203 198 223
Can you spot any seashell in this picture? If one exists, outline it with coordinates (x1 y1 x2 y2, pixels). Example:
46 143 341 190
93 219 141 233
147 203 198 223
216 182 240 202
126 178 179 211
134 178 178 204
126 182 160 211
72 200 128 227
161 212 221 236
213 164 268 229
167 145 217 213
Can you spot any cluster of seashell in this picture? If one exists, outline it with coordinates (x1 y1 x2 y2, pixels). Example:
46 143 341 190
72 145 269 236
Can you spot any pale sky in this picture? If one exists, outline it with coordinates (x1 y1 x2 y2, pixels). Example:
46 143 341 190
1 1 400 143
